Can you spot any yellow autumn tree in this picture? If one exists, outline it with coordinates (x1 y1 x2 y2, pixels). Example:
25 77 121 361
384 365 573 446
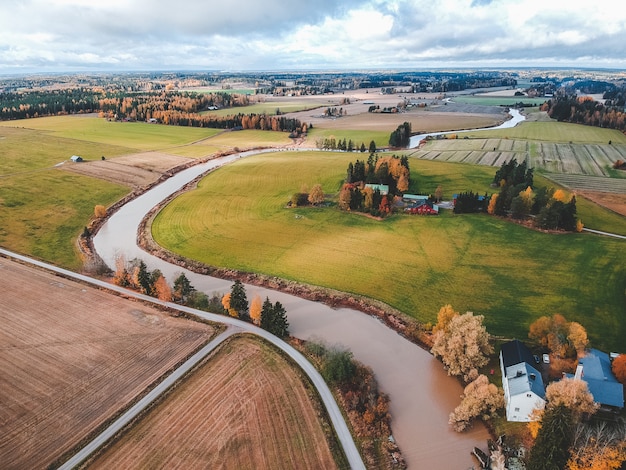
308 184 325 206
487 193 498 214
222 293 238 317
94 205 107 218
433 304 459 333
553 189 571 203
250 295 262 325
154 275 172 302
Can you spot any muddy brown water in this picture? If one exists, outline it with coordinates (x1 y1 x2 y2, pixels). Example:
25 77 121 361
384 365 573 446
94 148 496 469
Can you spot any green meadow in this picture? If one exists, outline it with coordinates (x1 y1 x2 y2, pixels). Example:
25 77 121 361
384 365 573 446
153 151 626 352
463 120 626 144
0 115 222 151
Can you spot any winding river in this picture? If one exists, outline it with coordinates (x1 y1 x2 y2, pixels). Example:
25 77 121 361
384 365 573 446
94 109 525 469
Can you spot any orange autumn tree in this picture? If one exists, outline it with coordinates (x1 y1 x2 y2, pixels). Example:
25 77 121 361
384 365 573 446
153 275 172 302
249 295 262 325
612 354 626 385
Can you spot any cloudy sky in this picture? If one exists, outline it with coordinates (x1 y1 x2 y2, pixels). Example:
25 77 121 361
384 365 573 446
1 0 625 73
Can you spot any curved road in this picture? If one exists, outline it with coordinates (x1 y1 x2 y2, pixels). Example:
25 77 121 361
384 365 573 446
0 247 365 470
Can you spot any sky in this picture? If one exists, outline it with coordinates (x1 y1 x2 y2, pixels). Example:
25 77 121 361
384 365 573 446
1 0 625 73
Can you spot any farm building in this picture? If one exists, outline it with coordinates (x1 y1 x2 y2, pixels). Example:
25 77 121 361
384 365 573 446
500 340 546 422
405 200 439 215
565 349 624 414
70 155 83 162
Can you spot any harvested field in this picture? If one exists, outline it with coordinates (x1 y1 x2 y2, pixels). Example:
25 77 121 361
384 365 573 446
87 335 341 470
61 152 192 187
0 257 215 469
544 173 626 194
575 191 626 217
413 138 626 179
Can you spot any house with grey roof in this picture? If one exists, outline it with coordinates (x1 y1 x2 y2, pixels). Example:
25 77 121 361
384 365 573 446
566 349 624 413
500 339 546 422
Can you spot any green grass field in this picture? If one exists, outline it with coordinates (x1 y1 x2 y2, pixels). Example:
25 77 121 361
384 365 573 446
0 115 223 151
463 120 626 144
152 151 626 352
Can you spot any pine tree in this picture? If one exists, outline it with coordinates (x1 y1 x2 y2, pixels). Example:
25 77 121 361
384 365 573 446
260 298 289 339
527 404 574 470
229 280 249 321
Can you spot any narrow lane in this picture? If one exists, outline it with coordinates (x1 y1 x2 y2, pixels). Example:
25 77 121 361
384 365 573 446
0 248 365 470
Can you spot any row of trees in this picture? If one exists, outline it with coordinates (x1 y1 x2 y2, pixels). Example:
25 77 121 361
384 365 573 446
543 94 626 133
315 137 376 153
111 258 289 339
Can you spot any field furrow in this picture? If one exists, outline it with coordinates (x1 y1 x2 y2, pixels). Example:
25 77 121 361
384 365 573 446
87 336 339 470
0 258 215 469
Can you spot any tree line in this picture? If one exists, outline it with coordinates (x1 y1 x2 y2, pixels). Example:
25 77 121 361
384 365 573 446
543 93 626 133
0 88 306 134
111 256 289 339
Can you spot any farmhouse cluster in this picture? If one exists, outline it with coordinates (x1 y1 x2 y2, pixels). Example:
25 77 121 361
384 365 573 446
500 339 624 422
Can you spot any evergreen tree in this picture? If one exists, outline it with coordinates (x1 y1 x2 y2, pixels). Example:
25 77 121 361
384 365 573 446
134 260 153 295
173 272 195 303
369 140 377 154
360 142 366 153
260 298 289 339
527 404 574 470
229 280 249 321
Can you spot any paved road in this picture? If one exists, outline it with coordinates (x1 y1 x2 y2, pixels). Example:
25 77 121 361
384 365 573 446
0 247 365 470
582 227 626 239
58 327 241 470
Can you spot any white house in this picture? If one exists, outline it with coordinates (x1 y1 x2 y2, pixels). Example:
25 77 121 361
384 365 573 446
500 340 546 422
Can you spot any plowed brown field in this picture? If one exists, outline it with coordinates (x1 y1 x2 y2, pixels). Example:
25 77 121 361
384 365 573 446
62 152 191 187
0 257 215 469
87 335 341 470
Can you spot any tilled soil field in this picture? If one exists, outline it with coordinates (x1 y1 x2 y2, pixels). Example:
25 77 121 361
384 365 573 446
61 152 192 188
0 257 215 469
87 335 340 470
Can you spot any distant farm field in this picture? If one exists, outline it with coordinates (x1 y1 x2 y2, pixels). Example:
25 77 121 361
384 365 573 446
152 151 626 352
450 96 547 107
87 335 342 470
410 137 626 177
0 115 222 151
202 101 323 117
461 120 626 144
0 257 216 469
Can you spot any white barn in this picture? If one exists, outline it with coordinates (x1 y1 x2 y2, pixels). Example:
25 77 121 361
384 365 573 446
500 340 546 422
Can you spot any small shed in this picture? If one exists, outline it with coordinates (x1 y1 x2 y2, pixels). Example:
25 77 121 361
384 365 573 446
70 155 83 162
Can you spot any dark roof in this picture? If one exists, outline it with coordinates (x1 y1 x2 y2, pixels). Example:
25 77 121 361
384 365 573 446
569 349 624 409
500 339 536 368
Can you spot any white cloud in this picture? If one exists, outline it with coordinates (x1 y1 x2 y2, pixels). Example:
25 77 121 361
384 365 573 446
0 0 625 72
